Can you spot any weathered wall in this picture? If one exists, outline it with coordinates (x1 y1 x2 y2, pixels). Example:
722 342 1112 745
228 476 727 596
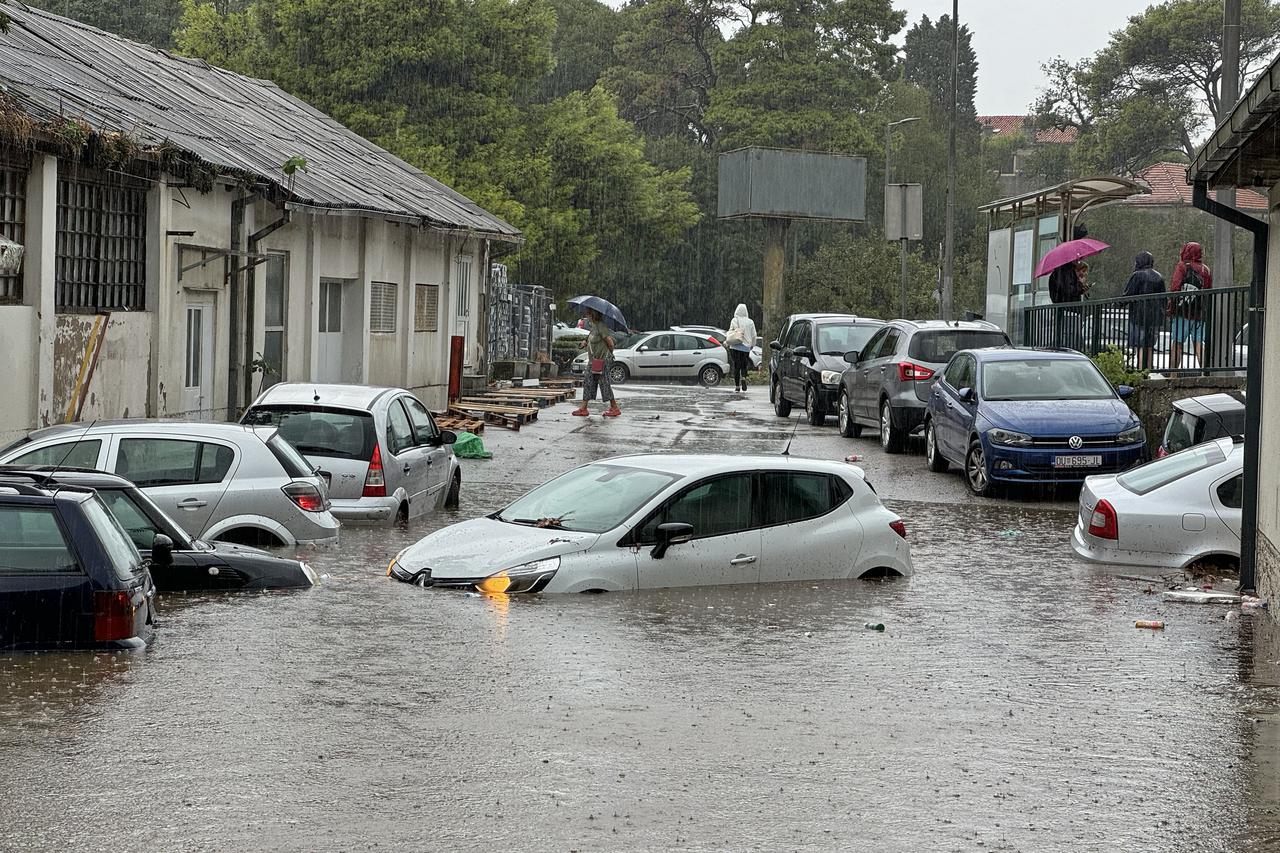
52 313 150 424
0 307 37 444
1257 184 1280 601
1132 375 1247 454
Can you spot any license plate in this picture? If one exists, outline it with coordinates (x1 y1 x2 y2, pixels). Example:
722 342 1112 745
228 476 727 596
1053 455 1102 469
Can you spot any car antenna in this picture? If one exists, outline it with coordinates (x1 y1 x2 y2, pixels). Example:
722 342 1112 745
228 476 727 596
313 389 320 403
45 419 98 497
781 408 801 456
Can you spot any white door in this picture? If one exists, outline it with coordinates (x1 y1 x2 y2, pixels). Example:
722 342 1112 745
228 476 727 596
318 279 345 382
183 302 215 418
757 471 860 582
633 473 761 588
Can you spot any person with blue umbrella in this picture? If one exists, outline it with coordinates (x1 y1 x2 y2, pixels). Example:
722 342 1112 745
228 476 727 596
568 295 626 418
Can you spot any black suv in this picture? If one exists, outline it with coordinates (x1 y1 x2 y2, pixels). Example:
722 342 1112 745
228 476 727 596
770 314 885 425
0 476 156 650
837 320 1009 452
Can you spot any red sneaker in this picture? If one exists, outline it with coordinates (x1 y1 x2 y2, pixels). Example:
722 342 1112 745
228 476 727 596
572 406 590 417
603 405 621 418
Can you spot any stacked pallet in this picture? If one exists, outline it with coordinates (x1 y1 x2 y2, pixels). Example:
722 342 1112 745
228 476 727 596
444 380 581 431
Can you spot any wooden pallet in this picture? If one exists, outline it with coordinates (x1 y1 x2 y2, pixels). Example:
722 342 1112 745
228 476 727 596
460 395 539 411
448 403 536 430
434 413 484 435
481 389 569 407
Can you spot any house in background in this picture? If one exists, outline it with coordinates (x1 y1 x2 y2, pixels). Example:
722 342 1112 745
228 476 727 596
979 116 1079 197
1128 161 1269 218
0 5 519 445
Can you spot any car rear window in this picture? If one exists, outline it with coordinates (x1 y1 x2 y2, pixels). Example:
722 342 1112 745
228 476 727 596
1118 441 1228 496
80 495 143 580
5 439 103 469
909 330 1008 364
1162 410 1201 455
0 505 78 573
266 434 317 478
243 406 376 460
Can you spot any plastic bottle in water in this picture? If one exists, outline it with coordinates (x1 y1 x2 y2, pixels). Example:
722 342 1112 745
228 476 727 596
1135 620 1164 630
863 622 885 632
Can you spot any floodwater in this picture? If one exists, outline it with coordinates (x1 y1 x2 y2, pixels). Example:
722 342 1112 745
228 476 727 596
2 385 1278 851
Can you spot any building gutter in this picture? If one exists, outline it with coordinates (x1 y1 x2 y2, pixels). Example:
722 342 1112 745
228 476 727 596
1192 181 1266 592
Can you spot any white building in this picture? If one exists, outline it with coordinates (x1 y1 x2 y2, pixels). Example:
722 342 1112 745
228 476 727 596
0 6 520 445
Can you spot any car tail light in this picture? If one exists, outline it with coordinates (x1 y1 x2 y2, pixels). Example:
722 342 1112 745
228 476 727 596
897 362 935 382
283 482 326 512
705 336 721 346
363 444 387 497
890 520 908 539
1088 499 1118 540
93 590 136 643
1156 446 1168 458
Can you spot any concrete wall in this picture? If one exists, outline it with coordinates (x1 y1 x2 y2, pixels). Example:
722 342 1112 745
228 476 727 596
52 313 150 423
0 307 37 445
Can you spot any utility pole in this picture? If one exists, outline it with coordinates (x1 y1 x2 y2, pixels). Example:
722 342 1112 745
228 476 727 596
1211 0 1241 367
942 0 958 321
886 117 920 319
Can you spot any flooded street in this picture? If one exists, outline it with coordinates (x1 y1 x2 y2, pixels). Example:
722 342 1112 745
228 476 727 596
2 385 1278 851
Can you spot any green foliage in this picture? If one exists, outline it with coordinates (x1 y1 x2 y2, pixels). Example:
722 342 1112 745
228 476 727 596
1091 346 1148 387
902 14 977 120
789 234 937 319
40 0 214 48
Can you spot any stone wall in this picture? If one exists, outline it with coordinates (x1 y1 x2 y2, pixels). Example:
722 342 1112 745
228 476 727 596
1131 375 1246 453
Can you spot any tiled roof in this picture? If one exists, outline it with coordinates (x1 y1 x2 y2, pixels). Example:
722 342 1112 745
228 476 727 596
978 115 1079 145
0 4 520 240
1129 161 1269 211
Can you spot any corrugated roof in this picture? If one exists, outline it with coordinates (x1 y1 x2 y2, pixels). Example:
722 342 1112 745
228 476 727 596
1129 161 1269 211
978 115 1079 145
0 3 521 241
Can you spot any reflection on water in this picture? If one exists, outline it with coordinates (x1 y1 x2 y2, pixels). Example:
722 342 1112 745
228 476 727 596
0 480 1277 851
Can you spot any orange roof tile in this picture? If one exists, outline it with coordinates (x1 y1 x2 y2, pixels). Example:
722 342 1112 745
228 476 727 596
1129 161 1268 211
978 115 1078 145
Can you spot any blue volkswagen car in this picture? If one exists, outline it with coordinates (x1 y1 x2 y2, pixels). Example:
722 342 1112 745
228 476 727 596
923 348 1147 496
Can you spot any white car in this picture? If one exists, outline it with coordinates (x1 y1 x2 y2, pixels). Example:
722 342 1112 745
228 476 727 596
388 454 913 593
1071 436 1242 569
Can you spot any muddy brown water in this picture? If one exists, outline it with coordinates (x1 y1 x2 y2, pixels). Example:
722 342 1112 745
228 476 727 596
2 385 1278 850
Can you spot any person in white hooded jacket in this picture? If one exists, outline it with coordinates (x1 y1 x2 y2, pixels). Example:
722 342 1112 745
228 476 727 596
725 304 757 392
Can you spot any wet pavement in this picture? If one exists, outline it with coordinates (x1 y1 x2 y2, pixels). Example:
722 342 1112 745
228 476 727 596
2 382 1279 851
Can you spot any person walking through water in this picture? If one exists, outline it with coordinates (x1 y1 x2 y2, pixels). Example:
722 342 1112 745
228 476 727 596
1123 251 1165 371
1168 241 1212 372
572 308 621 418
725 303 757 392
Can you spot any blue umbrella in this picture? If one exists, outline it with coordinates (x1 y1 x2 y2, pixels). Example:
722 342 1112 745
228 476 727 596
568 295 629 332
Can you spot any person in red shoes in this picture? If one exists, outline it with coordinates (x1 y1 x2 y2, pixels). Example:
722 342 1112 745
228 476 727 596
572 309 621 418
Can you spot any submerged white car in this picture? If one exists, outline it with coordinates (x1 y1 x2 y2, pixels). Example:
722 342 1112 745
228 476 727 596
388 454 913 593
1071 436 1242 569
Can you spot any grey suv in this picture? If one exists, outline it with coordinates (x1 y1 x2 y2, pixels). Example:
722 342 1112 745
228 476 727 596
837 320 1009 452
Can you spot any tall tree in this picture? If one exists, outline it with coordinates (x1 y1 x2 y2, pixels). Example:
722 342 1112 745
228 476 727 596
902 14 977 120
37 0 193 47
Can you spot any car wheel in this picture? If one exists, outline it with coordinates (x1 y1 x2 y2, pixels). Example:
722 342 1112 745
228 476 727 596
965 438 996 497
805 386 825 426
837 391 862 438
609 363 629 385
444 473 461 509
699 364 722 387
925 419 948 472
772 380 792 417
879 400 907 454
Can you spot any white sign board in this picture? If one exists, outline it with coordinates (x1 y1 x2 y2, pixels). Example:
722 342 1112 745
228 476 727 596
1012 229 1034 286
885 184 923 241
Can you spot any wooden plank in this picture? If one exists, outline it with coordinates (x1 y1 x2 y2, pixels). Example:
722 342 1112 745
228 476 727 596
459 396 539 411
450 402 538 423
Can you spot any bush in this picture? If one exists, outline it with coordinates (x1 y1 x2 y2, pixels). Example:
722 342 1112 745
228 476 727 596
1091 346 1147 387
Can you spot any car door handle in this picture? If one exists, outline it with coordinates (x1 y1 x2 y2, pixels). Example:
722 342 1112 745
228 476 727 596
178 498 207 509
403 464 412 474
660 353 671 357
730 554 757 566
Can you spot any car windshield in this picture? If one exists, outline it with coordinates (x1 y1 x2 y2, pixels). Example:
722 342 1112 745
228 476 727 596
1162 411 1200 455
242 406 375 460
909 330 1007 364
97 488 191 552
981 358 1115 401
816 324 878 356
1119 441 1230 495
494 463 681 534
81 494 144 580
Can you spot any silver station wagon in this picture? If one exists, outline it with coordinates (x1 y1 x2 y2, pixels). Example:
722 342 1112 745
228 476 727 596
242 383 461 524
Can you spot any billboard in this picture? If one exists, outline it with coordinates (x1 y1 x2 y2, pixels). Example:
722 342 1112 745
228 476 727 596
718 147 866 222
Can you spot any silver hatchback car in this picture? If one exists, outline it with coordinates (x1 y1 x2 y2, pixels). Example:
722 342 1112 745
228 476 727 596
0 421 339 547
241 384 461 524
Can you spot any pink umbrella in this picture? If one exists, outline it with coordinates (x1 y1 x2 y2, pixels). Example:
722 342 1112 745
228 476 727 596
1033 238 1110 278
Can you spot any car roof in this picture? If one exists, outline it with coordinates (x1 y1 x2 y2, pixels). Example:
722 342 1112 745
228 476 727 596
23 420 276 443
0 466 132 489
966 346 1089 362
892 319 1004 333
593 453 866 479
812 316 882 326
251 383 404 410
1173 391 1246 417
0 477 96 501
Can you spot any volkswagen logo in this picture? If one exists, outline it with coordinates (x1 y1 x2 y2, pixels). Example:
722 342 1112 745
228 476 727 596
1068 435 1084 450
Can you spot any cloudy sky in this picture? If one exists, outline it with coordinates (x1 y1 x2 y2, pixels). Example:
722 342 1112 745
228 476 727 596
897 0 1158 114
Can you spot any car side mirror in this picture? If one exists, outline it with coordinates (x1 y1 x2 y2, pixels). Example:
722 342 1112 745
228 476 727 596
1116 385 1134 399
958 387 975 403
843 350 860 364
769 340 782 351
439 430 457 445
151 534 174 568
650 522 694 560
794 346 815 362
638 345 649 352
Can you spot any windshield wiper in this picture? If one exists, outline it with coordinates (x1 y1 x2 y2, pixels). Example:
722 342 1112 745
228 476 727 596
504 517 569 530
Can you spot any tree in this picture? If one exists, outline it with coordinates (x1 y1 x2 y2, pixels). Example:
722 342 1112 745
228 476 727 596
38 0 239 47
537 0 624 101
902 14 977 120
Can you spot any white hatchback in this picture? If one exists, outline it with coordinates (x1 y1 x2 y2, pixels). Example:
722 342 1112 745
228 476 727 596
1071 436 1243 569
388 454 913 593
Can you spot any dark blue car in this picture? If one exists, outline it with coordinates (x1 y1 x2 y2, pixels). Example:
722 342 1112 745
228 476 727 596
1 478 156 651
923 347 1147 496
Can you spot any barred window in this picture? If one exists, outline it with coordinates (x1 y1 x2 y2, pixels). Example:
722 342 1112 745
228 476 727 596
56 174 147 312
414 283 438 332
370 281 397 333
0 160 28 304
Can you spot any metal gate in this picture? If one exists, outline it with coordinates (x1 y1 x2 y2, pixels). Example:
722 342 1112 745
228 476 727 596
486 264 552 363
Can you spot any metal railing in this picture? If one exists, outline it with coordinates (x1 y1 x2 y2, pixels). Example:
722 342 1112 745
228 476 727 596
1021 285 1250 374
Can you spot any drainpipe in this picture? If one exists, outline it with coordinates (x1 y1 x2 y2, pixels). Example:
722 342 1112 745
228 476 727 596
228 195 249 419
242 209 291 406
1193 181 1266 593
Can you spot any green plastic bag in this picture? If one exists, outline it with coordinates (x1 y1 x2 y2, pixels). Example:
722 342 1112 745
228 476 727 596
452 431 492 459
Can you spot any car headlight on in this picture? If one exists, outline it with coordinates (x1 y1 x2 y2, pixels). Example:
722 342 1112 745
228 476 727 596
476 556 560 595
988 428 1033 447
820 370 842 385
1117 425 1146 445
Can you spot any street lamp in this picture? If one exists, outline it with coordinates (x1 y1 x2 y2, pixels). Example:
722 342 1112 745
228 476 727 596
886 117 920 319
